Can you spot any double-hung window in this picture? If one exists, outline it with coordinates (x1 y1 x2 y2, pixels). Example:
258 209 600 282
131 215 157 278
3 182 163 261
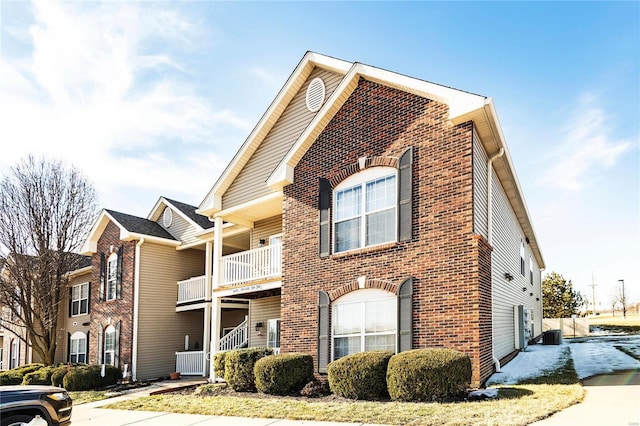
332 289 396 360
267 318 281 352
104 326 116 365
106 254 118 301
334 167 397 253
71 283 89 316
520 240 526 276
529 255 534 285
70 332 87 363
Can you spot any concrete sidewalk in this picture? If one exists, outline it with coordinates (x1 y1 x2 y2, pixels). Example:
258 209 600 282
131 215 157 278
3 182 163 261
531 369 640 426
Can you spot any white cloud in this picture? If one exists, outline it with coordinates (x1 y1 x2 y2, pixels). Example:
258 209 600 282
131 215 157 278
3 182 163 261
538 93 635 191
0 0 243 215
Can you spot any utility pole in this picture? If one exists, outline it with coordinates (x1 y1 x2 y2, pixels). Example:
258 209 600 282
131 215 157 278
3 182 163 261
589 272 597 316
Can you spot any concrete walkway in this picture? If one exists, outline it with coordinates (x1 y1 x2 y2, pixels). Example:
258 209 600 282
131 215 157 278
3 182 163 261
531 369 640 426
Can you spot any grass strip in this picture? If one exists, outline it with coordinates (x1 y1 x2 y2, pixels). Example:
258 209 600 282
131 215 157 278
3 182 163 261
105 384 583 426
68 391 109 405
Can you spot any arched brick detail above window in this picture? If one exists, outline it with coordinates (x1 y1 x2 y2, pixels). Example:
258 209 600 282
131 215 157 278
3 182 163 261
327 278 400 301
328 156 400 188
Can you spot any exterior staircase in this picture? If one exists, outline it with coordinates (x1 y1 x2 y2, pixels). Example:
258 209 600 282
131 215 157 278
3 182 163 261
219 318 248 352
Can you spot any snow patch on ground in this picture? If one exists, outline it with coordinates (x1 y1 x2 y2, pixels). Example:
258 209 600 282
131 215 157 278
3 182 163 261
486 343 568 385
468 388 498 399
569 335 640 379
486 335 640 386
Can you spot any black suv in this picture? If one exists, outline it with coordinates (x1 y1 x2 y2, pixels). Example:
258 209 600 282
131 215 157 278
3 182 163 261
0 385 72 426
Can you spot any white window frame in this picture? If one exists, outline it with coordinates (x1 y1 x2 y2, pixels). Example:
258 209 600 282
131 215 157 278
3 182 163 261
333 167 397 254
71 282 89 316
70 331 87 364
331 289 397 361
106 253 118 301
104 325 116 366
529 255 534 285
267 318 281 352
520 240 526 276
10 338 19 369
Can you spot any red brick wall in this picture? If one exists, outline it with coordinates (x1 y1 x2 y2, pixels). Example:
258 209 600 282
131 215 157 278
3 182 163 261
281 78 491 386
88 221 136 370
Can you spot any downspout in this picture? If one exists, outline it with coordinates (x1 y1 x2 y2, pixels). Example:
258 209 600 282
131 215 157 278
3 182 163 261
132 238 145 382
487 148 504 372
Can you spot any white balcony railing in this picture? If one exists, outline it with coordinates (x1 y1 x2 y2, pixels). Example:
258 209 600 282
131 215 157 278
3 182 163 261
221 244 281 287
175 350 204 375
177 276 207 304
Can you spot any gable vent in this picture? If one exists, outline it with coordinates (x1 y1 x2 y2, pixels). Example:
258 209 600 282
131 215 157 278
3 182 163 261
306 77 326 112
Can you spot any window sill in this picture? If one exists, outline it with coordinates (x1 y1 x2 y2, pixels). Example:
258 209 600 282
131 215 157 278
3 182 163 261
330 242 399 259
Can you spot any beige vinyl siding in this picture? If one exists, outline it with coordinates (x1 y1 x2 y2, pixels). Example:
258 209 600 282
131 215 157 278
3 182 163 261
157 207 202 245
473 129 489 238
491 168 542 360
220 309 248 338
136 243 205 379
223 68 343 209
55 271 92 364
251 215 282 248
248 296 280 348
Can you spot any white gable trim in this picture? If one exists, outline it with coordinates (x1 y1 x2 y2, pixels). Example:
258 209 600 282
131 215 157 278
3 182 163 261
267 62 487 190
80 210 180 255
197 52 351 217
147 197 205 230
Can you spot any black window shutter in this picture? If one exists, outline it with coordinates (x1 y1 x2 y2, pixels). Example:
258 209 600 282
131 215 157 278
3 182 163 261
99 254 105 302
318 178 331 257
398 147 413 242
114 321 121 367
85 332 90 364
397 277 413 352
97 326 103 365
67 332 71 363
116 246 123 299
87 284 91 314
68 287 73 317
317 291 330 373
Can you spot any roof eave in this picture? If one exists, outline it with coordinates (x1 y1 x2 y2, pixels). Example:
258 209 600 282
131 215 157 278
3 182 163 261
198 52 351 215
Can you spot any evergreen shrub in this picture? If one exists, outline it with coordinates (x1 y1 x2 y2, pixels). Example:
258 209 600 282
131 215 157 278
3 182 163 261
386 348 471 402
254 353 314 395
327 351 393 400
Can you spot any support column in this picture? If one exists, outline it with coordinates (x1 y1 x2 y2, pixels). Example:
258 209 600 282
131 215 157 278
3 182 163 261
202 241 213 377
209 296 221 381
209 217 223 381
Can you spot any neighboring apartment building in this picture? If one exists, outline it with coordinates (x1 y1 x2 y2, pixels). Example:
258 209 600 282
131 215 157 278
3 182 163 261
196 52 545 387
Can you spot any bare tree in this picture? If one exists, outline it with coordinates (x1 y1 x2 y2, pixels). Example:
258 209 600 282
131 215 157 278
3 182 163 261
0 156 98 365
614 280 628 319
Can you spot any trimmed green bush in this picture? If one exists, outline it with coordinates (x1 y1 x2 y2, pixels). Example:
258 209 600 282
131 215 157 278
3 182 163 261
51 365 70 387
327 351 393 400
213 352 227 379
0 363 45 386
22 365 58 385
63 365 122 391
224 347 273 392
386 348 471 402
254 353 314 395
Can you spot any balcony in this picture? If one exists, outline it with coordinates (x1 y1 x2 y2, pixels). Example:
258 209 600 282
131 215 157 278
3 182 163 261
177 276 207 304
221 244 281 287
176 244 282 304
175 350 205 376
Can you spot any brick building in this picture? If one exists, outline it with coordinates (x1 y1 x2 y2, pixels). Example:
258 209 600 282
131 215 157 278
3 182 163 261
17 52 543 387
198 52 544 387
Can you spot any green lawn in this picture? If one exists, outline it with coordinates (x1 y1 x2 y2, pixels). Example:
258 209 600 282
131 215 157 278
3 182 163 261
589 313 640 334
105 384 583 426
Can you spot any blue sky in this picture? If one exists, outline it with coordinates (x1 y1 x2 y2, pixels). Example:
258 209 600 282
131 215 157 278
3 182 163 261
1 1 638 305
